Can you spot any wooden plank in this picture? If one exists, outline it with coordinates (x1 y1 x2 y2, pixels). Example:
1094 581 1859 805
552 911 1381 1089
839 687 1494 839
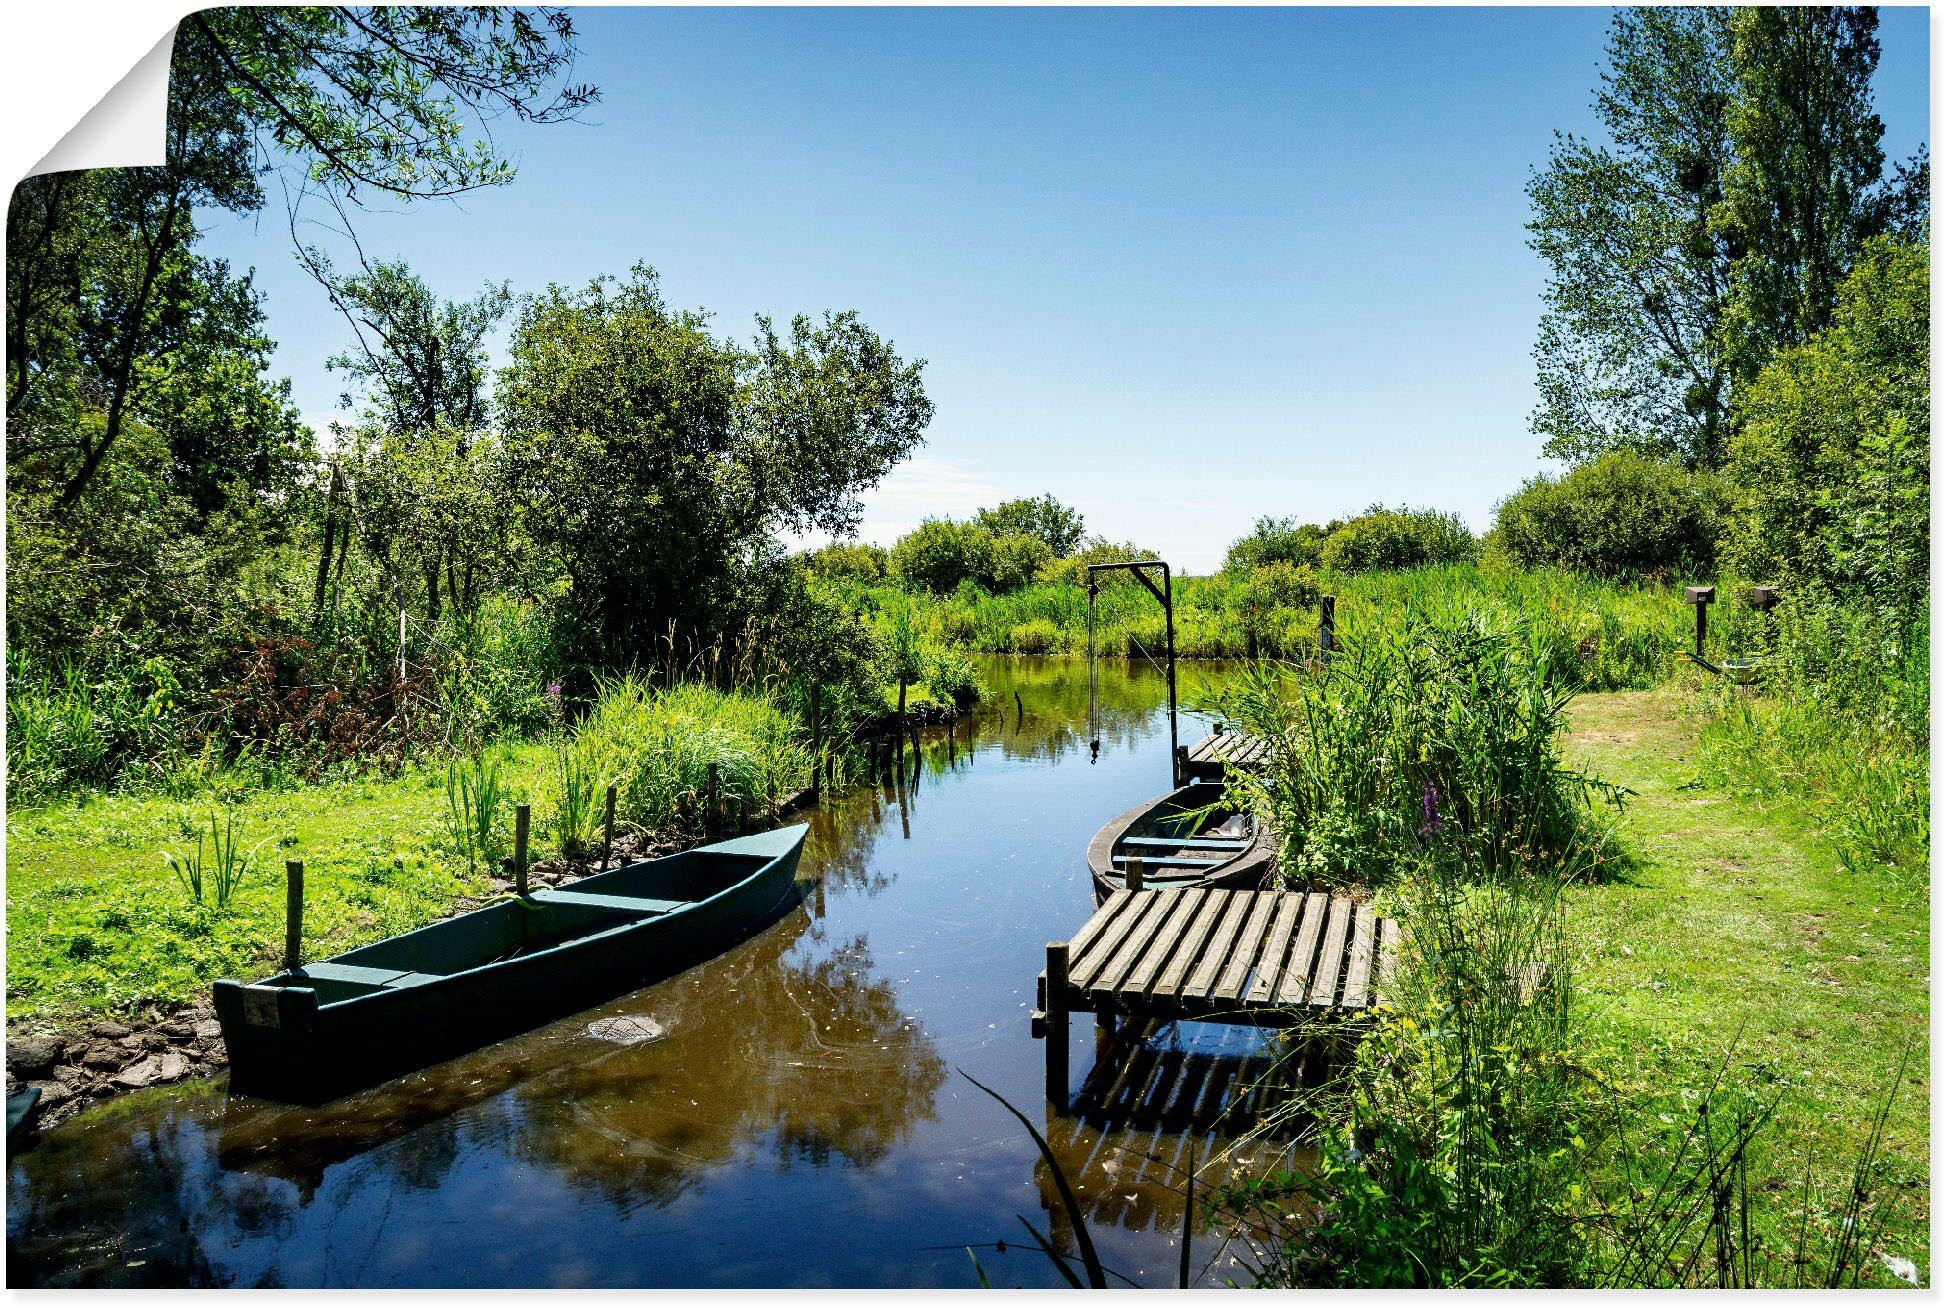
1091 890 1185 994
1340 903 1377 1008
1069 891 1164 989
1121 835 1250 851
1308 897 1354 1008
1067 890 1137 968
1273 892 1331 1005
1121 888 1208 997
1152 891 1234 1000
1183 890 1257 998
1246 893 1306 1004
1212 891 1282 1004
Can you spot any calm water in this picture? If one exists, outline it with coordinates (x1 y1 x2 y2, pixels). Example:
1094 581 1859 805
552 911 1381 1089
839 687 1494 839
8 657 1308 1288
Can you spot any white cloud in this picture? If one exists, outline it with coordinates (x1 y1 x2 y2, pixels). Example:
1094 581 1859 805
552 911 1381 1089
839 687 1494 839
790 456 1008 551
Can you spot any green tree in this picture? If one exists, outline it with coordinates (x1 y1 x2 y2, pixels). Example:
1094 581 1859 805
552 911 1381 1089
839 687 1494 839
1726 237 1928 614
1320 506 1477 574
1491 450 1726 578
496 265 930 669
889 518 996 594
974 494 1086 557
1224 515 1330 573
1526 7 1738 469
1716 7 1887 379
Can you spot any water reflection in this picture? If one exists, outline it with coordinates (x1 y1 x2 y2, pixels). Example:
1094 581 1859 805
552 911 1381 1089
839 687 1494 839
10 655 1287 1288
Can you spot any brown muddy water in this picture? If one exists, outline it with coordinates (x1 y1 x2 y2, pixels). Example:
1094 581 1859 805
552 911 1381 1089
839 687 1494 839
7 657 1313 1288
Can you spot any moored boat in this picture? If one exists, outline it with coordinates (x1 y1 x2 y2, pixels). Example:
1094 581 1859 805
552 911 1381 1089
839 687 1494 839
214 824 810 1104
1086 781 1276 900
6 1085 41 1152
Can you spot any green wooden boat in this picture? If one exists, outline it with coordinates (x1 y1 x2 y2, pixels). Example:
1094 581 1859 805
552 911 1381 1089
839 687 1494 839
214 824 809 1104
6 1085 41 1152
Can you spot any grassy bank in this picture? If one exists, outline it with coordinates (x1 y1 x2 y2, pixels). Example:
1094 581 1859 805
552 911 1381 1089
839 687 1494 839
5 683 820 1029
832 564 1778 692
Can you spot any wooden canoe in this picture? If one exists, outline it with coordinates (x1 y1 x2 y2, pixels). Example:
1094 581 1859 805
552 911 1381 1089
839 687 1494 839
214 824 809 1105
1087 781 1276 900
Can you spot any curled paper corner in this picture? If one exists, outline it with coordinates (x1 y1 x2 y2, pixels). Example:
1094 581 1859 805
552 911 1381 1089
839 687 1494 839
30 27 177 178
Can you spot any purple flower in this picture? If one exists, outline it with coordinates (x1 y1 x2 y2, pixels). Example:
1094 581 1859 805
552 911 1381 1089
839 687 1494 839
1419 783 1448 840
545 683 563 700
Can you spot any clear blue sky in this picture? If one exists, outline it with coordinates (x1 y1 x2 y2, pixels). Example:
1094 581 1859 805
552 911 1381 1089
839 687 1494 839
199 5 1932 574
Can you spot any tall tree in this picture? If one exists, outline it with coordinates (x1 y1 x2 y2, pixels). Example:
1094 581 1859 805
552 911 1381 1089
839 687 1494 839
496 266 932 669
974 495 1087 557
1715 6 1887 378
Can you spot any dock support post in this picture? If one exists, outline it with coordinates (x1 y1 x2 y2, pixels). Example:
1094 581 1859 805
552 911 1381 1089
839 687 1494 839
1045 940 1070 1114
1319 595 1336 667
601 784 617 871
283 860 304 972
1127 856 1145 891
513 803 531 895
705 762 720 833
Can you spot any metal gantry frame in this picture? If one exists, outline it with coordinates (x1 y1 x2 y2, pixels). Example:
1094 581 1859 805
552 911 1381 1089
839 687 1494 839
1086 559 1179 785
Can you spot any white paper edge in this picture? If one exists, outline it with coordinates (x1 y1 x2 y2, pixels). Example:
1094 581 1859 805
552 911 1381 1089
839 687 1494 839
29 26 177 177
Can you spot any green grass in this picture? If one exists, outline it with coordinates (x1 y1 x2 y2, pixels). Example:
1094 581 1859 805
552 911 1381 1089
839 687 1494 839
1560 683 1930 1280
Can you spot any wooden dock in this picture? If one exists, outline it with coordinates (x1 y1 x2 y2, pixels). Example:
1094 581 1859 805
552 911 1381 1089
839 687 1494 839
1179 729 1269 781
1033 887 1398 1110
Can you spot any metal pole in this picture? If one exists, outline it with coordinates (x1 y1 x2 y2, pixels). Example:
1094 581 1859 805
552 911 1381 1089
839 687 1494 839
1162 564 1178 787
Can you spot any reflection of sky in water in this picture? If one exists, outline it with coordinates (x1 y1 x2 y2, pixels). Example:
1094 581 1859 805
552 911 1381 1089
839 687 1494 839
8 657 1304 1288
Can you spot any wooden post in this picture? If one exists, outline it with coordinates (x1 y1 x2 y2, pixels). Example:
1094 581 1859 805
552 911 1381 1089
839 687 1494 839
283 860 304 973
1319 595 1337 666
705 762 720 833
1685 585 1716 659
601 784 617 870
1174 744 1187 788
808 681 822 800
1045 940 1071 1113
513 804 531 895
1014 688 1025 719
1126 856 1145 891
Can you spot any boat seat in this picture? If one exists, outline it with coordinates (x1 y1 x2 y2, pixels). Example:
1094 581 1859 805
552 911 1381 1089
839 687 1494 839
532 888 684 916
1120 835 1250 851
1111 854 1234 869
294 961 439 990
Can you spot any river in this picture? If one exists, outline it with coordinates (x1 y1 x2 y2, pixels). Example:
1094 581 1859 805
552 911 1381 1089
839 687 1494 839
7 656 1308 1288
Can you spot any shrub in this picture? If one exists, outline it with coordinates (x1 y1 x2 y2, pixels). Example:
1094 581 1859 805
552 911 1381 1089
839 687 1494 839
1009 618 1063 654
922 646 986 707
1321 505 1477 573
890 518 997 594
1492 451 1727 578
805 540 890 585
1224 515 1329 573
989 532 1055 592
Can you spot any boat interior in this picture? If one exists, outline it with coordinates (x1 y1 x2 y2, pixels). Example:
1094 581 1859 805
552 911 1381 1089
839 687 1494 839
1111 782 1253 881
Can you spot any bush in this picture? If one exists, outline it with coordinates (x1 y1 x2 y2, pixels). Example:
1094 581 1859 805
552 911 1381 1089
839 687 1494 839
973 494 1086 557
1492 451 1726 578
1008 618 1063 654
989 532 1054 592
889 518 996 594
805 540 890 585
1321 505 1477 573
922 646 986 707
1224 515 1330 573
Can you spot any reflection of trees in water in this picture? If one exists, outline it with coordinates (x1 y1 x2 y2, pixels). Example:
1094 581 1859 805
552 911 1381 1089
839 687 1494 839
8 1086 247 1287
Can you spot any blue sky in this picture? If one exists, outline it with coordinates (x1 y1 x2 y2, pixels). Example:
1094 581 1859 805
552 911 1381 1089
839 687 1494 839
199 5 1932 574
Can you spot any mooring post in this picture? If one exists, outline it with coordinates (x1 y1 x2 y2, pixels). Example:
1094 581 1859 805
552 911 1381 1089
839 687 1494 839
601 783 617 870
1045 940 1071 1113
1685 585 1716 659
1174 744 1187 787
1319 594 1337 666
1127 856 1145 891
809 681 822 800
283 860 304 973
705 762 720 833
513 804 531 895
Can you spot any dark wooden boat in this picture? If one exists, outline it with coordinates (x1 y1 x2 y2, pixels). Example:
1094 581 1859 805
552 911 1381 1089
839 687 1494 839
1087 781 1276 900
215 824 809 1105
6 1086 41 1151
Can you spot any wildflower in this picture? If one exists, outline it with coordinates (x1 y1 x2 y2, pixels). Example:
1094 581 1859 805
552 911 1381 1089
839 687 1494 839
1419 782 1448 841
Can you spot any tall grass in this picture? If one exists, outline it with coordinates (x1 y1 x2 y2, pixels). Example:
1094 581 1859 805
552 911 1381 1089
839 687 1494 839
443 752 509 874
5 652 193 804
161 811 269 911
567 676 813 837
1218 608 1625 890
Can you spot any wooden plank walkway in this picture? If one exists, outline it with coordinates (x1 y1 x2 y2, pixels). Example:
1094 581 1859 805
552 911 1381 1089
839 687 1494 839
1034 887 1398 1110
1180 729 1269 780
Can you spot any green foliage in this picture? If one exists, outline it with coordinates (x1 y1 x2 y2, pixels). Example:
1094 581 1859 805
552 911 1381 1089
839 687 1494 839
1318 505 1478 573
972 494 1086 557
162 811 270 911
805 540 890 585
5 652 191 805
443 752 508 875
889 517 996 594
496 265 931 668
1491 450 1727 578
920 645 986 709
1726 238 1928 615
1221 608 1624 890
989 531 1055 592
549 736 606 859
1223 515 1330 573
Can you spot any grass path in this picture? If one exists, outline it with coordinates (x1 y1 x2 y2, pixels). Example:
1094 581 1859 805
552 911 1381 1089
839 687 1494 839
1561 687 1929 1274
